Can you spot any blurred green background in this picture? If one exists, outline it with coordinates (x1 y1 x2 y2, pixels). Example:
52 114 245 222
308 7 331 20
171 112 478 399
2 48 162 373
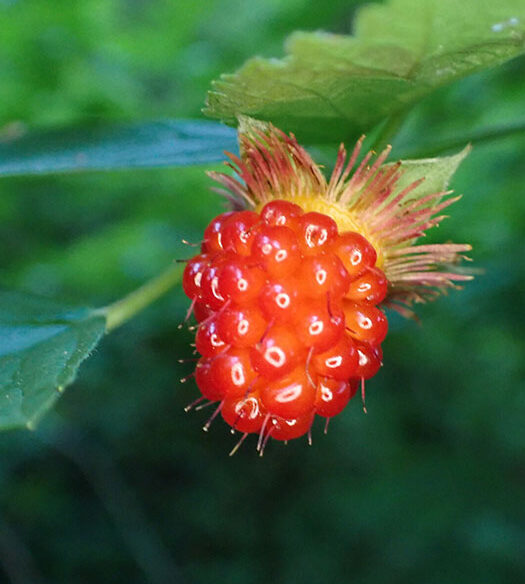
1 1 525 583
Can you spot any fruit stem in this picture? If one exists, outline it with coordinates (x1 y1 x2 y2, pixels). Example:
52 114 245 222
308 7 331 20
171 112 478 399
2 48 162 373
400 119 525 158
370 110 408 153
99 263 183 333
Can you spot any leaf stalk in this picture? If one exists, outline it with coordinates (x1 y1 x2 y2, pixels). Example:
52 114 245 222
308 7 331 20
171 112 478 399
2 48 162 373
99 263 183 332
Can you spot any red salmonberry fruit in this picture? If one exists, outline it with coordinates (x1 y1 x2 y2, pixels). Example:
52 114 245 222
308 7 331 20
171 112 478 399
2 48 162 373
260 366 316 419
331 231 377 279
268 412 315 441
298 254 350 299
221 392 266 434
315 377 358 418
293 300 344 353
181 114 474 449
182 198 390 450
195 316 228 357
182 253 210 300
217 305 267 348
218 256 266 305
258 278 299 322
343 301 388 346
297 212 338 254
208 348 258 398
312 334 359 380
260 200 303 227
345 267 388 304
220 210 261 256
251 225 301 278
202 212 234 253
354 342 383 380
250 324 304 380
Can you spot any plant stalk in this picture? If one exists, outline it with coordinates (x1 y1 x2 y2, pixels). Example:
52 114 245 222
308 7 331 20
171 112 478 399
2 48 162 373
370 111 408 153
401 120 525 159
100 263 183 332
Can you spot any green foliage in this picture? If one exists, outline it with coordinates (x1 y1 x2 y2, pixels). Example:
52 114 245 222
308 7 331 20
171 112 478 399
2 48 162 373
0 291 105 430
0 120 238 176
0 1 525 583
206 0 525 142
386 147 470 205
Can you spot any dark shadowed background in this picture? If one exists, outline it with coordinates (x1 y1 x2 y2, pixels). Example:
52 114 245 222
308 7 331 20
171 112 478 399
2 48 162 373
0 1 524 583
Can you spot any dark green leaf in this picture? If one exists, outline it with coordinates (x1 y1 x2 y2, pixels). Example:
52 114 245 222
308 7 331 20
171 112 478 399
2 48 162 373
0 291 106 430
205 0 525 142
0 120 238 177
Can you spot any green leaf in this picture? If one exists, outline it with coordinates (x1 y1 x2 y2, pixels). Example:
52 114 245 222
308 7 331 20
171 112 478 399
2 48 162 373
0 291 106 430
0 119 238 177
386 146 471 205
205 0 525 142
